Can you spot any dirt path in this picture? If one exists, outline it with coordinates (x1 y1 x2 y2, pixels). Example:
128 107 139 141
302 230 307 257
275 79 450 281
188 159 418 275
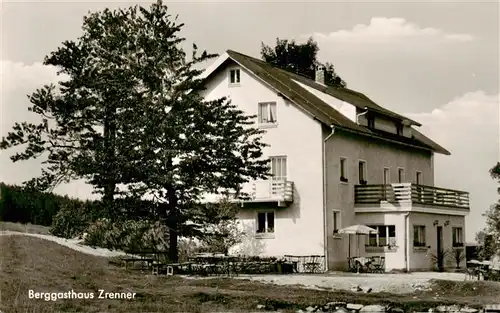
232 271 466 294
0 230 129 258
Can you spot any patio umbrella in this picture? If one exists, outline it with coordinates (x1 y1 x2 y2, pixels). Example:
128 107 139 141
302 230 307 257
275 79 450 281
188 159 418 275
338 225 378 258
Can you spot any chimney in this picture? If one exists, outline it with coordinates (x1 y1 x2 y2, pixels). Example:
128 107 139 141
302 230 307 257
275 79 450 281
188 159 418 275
315 65 325 85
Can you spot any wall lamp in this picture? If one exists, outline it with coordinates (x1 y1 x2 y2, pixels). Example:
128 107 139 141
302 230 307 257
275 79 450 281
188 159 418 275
444 221 450 227
433 220 439 226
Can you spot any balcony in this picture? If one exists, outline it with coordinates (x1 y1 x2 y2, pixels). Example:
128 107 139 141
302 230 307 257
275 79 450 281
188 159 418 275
236 179 294 207
354 183 470 214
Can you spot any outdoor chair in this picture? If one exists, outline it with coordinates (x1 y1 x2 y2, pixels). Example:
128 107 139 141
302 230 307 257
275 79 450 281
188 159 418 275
367 256 380 273
303 255 322 273
347 257 357 272
371 256 385 273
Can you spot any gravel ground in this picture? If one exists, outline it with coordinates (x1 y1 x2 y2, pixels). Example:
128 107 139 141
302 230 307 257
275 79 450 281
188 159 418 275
233 272 466 294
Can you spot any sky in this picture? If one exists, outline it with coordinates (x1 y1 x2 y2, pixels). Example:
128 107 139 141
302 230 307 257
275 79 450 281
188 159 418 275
1 0 499 242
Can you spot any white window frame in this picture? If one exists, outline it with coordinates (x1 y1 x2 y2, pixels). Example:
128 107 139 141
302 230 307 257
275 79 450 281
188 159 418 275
269 156 287 180
397 167 405 183
358 160 367 184
383 167 390 185
229 68 240 85
258 102 278 126
413 225 426 247
332 210 342 236
367 225 396 247
416 171 422 185
452 227 464 247
340 157 348 182
256 211 275 236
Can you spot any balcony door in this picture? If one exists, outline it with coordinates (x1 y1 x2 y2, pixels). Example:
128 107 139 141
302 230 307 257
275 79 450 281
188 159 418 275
270 156 287 181
383 167 390 200
383 168 390 185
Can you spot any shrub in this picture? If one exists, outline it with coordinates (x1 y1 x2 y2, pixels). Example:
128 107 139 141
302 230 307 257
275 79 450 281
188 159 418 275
83 218 169 254
429 248 452 272
49 201 101 238
178 238 203 261
450 248 466 269
199 219 244 255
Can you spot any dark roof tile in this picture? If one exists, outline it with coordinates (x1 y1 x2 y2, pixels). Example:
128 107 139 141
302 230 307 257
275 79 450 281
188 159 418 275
217 50 449 155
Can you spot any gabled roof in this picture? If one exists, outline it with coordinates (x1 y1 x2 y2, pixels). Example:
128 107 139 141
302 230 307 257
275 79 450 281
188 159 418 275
201 50 450 155
285 70 422 127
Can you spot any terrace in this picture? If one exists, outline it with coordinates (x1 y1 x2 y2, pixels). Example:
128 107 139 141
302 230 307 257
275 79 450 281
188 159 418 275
354 183 470 214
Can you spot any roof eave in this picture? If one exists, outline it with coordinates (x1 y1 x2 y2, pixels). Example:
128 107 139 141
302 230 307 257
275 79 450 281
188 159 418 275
333 125 450 155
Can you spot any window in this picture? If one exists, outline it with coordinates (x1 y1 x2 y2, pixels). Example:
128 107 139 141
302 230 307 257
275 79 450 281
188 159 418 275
367 225 396 247
398 168 405 183
340 157 348 182
452 227 464 247
396 123 403 136
413 225 426 247
383 167 390 185
416 171 422 185
258 102 277 124
367 115 375 128
333 211 341 234
358 160 367 184
229 69 240 84
256 212 274 234
269 156 287 180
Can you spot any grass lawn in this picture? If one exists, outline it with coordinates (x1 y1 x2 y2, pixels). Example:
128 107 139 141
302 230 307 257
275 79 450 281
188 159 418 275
1 235 500 313
0 221 51 235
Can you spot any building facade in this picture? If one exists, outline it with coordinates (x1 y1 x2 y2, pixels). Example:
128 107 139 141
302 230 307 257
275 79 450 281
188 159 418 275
200 50 470 272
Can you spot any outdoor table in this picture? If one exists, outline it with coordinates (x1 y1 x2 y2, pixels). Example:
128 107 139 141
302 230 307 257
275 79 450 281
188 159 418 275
188 254 234 276
121 257 155 270
467 260 493 280
353 257 372 273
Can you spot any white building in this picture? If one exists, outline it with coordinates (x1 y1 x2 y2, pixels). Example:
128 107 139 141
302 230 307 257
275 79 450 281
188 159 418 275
200 50 470 272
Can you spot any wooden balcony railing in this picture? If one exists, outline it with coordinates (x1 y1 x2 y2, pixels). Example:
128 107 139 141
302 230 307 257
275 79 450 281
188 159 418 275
354 183 470 210
250 179 294 203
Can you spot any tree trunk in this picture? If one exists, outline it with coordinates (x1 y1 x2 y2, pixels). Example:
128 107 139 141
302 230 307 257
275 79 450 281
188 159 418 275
165 161 179 263
102 105 116 216
168 223 179 263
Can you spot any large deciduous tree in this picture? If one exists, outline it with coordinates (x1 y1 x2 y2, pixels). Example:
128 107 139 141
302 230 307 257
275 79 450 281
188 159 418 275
119 11 270 259
1 0 269 261
261 37 347 87
477 162 500 258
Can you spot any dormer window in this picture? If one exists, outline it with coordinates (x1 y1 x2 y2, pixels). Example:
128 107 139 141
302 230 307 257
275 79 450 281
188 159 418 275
367 115 375 128
229 69 240 85
396 123 403 136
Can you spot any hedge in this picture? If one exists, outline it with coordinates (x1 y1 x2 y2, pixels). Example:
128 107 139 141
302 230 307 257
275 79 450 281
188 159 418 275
0 183 97 226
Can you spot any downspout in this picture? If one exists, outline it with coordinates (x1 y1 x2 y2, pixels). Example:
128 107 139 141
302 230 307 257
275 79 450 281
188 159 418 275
323 124 336 272
404 212 410 272
356 107 369 124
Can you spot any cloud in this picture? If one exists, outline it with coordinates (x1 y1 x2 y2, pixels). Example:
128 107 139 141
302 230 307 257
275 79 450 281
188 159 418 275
1 60 61 94
0 60 96 199
1 60 63 135
406 91 499 241
307 17 475 44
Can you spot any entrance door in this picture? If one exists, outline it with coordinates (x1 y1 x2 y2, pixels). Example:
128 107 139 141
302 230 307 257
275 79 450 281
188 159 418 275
436 226 443 271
